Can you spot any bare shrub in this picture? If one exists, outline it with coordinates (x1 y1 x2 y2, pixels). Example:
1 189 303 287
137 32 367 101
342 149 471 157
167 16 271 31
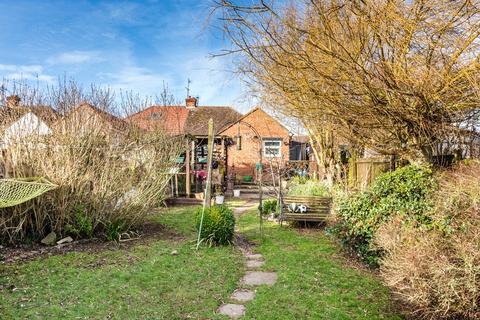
376 161 480 319
0 80 184 244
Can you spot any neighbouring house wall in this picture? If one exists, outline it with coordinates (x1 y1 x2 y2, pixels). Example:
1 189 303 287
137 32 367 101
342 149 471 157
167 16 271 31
3 112 52 145
221 108 290 181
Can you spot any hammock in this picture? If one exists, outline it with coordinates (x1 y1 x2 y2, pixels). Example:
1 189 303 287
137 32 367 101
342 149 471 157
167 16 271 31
0 177 57 208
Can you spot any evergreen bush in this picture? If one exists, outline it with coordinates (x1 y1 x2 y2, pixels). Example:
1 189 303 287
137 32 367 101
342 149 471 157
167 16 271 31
262 199 278 216
332 165 436 266
195 205 235 245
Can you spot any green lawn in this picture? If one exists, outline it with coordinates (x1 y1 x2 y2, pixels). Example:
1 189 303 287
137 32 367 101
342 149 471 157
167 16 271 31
0 207 244 319
234 211 402 320
0 203 401 319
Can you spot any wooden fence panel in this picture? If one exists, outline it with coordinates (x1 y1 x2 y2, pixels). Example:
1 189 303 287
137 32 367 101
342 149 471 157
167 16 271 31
354 157 392 189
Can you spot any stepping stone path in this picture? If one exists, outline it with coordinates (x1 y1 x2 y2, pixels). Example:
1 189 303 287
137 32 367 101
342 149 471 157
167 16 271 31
246 259 264 268
241 271 278 286
218 248 277 319
230 289 255 303
218 304 246 319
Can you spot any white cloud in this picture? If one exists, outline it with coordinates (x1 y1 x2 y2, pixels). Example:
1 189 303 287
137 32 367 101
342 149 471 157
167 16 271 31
99 66 174 97
102 2 140 23
0 64 43 73
176 55 251 111
0 64 55 84
47 51 103 65
98 53 250 112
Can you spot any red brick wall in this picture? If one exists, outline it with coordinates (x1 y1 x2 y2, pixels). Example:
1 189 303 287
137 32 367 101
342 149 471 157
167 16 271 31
220 108 290 181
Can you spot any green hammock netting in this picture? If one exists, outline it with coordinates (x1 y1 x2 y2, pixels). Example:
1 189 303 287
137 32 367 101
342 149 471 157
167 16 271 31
0 178 57 208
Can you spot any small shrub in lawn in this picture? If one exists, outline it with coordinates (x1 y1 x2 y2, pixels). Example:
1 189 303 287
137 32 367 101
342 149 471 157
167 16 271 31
104 219 127 242
262 199 278 217
376 161 480 319
332 165 436 266
287 178 329 196
195 205 235 245
65 205 94 239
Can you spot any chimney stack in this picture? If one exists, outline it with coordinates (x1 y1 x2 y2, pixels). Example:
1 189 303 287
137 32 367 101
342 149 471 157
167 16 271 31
6 95 20 108
185 96 198 109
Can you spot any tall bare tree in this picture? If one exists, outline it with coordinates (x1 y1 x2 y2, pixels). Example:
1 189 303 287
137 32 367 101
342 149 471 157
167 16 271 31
214 0 480 169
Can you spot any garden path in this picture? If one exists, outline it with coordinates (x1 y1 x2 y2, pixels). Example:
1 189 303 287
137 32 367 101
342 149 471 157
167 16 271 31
218 201 277 319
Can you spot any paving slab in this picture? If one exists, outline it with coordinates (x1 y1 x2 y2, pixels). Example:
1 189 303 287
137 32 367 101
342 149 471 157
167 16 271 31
246 259 265 269
230 289 255 303
218 303 246 319
241 271 277 286
244 253 263 260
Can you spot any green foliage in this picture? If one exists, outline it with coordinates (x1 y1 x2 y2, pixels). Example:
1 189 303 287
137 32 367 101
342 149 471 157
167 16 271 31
288 178 330 196
262 199 278 216
242 175 253 183
104 219 127 242
195 205 235 245
332 165 436 266
65 205 94 239
290 175 308 185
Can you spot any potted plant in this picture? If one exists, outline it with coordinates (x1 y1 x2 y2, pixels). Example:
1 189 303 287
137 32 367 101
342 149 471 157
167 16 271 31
243 175 253 183
214 185 224 204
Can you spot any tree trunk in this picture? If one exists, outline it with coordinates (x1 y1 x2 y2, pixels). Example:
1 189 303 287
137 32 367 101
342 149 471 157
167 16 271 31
307 125 338 186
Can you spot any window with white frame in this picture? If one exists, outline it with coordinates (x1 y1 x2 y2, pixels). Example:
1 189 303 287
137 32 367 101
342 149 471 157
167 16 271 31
263 138 282 157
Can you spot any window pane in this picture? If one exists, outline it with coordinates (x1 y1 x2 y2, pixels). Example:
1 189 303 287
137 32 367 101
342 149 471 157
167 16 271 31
263 139 281 157
265 142 281 147
265 147 280 157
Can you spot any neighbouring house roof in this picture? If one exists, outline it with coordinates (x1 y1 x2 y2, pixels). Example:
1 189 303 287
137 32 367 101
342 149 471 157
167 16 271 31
126 106 190 135
291 135 309 144
0 106 58 128
60 103 129 133
126 105 242 136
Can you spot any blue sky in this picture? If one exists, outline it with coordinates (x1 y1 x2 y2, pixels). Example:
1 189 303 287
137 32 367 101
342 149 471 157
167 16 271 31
0 0 252 111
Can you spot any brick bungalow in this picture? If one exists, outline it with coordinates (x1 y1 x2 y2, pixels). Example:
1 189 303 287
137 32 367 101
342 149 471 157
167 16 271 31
219 107 291 179
127 97 300 195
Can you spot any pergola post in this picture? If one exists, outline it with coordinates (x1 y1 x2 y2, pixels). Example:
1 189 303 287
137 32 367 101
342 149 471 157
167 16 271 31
204 119 214 208
185 139 191 197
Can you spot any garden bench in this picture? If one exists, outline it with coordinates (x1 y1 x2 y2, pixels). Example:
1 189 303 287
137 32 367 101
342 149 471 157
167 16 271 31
281 195 332 222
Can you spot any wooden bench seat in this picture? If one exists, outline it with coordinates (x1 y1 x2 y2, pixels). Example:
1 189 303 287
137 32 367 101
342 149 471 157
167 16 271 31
281 195 332 222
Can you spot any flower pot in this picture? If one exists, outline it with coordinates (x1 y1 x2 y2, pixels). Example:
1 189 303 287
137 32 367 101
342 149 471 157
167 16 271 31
233 189 241 197
215 195 225 204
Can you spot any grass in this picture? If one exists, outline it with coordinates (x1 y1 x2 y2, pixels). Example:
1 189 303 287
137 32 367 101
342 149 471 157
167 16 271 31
235 211 402 320
0 207 244 319
0 201 401 319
